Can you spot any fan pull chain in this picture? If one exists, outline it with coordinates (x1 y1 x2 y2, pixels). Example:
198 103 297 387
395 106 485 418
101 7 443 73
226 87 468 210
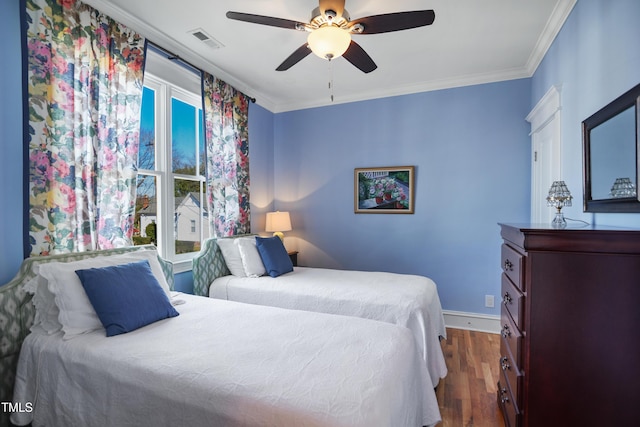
328 58 335 102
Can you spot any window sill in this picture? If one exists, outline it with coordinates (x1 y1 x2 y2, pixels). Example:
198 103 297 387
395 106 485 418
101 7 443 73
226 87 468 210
172 258 193 274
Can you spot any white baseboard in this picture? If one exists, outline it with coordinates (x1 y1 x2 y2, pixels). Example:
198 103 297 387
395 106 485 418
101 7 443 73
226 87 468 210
443 310 501 334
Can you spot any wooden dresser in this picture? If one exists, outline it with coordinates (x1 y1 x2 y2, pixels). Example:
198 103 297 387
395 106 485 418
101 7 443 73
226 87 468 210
497 223 640 427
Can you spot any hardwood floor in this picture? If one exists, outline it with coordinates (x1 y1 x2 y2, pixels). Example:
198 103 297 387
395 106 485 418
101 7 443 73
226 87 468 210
435 328 505 427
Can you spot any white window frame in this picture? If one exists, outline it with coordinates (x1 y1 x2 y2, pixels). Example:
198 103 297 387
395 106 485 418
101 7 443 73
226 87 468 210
138 49 206 273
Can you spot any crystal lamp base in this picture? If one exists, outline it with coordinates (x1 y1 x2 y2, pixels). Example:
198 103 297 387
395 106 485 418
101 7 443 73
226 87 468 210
551 210 567 228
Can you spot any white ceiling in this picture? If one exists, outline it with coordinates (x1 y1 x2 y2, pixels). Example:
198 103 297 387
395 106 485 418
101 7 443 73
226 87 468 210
85 0 576 113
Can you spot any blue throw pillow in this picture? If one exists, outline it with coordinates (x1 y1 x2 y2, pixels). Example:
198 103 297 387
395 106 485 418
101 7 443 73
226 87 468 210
75 260 179 337
255 236 294 278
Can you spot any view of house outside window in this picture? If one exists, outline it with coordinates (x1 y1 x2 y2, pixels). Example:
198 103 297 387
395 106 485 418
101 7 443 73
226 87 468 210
133 49 209 269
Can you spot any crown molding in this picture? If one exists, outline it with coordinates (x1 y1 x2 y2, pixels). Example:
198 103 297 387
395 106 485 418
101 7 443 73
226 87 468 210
272 66 531 113
524 0 577 76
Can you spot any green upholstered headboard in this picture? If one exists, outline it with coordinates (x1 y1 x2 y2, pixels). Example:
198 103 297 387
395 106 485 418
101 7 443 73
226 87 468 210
0 245 172 426
191 235 256 297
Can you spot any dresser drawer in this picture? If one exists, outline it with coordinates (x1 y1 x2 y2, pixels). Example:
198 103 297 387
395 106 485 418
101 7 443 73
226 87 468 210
501 244 524 291
501 308 523 367
498 376 520 427
501 274 524 330
500 335 523 412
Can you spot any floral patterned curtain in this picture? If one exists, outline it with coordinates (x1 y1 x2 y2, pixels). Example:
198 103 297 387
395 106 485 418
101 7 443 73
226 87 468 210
26 0 146 256
202 72 251 237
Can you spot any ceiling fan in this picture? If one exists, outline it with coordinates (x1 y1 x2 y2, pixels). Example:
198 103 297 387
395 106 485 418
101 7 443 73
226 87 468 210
226 0 435 73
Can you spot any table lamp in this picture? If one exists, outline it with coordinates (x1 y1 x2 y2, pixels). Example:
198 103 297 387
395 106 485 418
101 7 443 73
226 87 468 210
546 181 572 228
265 211 292 240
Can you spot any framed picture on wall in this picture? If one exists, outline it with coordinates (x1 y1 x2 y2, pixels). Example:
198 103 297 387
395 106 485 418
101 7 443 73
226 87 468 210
354 166 415 214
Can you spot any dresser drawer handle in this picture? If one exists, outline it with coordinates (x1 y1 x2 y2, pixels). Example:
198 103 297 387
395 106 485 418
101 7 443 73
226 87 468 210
499 387 510 404
503 259 513 271
501 324 511 339
503 292 512 304
500 356 511 371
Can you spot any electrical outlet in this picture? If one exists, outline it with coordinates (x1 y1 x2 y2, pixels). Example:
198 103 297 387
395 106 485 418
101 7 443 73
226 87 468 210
485 295 495 308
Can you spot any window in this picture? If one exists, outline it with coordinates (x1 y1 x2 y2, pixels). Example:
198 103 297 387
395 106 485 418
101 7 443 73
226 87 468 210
134 48 209 270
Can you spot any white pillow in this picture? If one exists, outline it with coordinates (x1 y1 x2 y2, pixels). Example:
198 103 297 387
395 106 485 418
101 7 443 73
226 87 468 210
237 238 266 277
216 238 246 277
37 250 171 340
25 275 62 335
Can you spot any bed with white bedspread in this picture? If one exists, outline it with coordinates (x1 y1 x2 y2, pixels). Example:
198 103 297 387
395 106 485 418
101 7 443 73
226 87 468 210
192 236 448 387
2 246 442 427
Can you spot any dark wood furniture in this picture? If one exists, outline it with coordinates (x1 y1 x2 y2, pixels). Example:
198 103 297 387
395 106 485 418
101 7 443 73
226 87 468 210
497 223 640 427
288 250 298 267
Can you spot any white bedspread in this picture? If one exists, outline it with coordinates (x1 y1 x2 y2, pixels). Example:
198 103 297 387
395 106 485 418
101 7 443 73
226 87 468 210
210 267 448 386
12 294 441 427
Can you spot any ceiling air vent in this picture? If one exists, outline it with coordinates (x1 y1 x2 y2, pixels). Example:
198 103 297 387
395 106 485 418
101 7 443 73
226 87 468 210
188 28 224 49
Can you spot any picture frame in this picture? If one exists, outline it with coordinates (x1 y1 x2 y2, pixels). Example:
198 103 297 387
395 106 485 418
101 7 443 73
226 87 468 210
354 166 415 214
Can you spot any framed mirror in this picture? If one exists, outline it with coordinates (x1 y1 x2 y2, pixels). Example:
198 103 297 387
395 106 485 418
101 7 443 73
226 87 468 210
583 83 640 212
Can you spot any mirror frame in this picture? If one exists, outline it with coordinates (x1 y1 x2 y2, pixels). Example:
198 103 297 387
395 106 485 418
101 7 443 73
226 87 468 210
582 83 640 213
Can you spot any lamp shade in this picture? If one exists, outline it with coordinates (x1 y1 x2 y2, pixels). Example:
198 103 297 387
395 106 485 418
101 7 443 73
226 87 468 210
546 181 572 208
265 211 292 233
610 177 637 198
307 26 351 59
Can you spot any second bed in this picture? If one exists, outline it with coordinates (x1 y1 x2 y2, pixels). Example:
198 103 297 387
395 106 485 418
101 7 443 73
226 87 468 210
193 236 448 386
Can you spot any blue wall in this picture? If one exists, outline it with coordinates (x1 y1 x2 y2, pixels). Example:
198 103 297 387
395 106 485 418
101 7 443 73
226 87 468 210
531 0 640 228
271 81 531 315
2 0 640 316
248 103 276 230
0 0 25 285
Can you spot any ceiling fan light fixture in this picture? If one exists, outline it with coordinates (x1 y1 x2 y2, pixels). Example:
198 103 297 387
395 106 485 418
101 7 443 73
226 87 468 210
226 2 435 73
307 25 351 60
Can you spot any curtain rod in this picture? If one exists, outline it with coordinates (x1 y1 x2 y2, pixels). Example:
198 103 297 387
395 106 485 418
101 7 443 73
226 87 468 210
148 42 256 104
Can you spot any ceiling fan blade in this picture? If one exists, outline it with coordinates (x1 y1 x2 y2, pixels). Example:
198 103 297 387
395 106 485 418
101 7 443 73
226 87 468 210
319 0 345 18
349 10 435 34
276 44 312 71
342 40 377 73
226 11 305 31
